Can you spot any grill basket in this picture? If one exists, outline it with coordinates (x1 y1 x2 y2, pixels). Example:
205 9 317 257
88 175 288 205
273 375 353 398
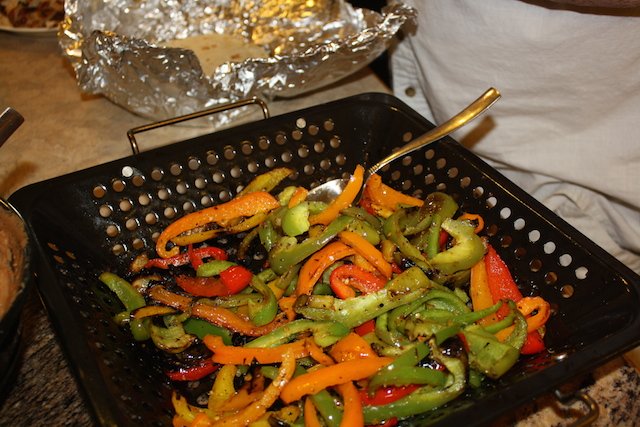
9 93 640 426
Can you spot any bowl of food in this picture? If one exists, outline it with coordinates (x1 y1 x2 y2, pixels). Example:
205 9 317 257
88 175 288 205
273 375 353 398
0 198 32 399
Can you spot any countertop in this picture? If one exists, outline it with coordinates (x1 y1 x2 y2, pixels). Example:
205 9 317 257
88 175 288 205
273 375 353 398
1 30 639 427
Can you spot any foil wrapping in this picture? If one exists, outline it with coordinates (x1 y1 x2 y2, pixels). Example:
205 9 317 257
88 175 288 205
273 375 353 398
58 0 416 121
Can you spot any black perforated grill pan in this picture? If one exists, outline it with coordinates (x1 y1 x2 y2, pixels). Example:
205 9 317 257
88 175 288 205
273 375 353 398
9 92 640 426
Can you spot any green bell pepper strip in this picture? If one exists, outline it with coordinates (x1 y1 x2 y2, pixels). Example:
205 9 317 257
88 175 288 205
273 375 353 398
268 215 354 275
245 319 350 348
258 218 279 253
294 267 432 328
150 315 196 353
281 202 311 237
461 301 527 379
375 312 408 347
99 272 150 341
345 217 382 246
383 210 431 268
311 389 343 427
342 206 383 230
363 340 466 424
368 342 442 391
196 260 237 277
429 218 485 276
247 276 279 327
419 213 445 259
183 317 233 345
368 366 448 390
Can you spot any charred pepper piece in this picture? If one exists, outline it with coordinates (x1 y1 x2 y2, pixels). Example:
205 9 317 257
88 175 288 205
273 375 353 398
268 215 353 275
294 267 432 328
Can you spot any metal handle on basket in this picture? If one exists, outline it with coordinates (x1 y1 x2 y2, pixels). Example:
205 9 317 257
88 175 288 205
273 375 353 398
126 97 270 155
554 389 599 427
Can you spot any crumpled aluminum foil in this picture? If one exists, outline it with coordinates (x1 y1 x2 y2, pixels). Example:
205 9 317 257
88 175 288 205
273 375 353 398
59 0 416 121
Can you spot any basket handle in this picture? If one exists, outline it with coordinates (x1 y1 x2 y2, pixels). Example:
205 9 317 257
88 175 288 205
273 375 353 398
554 389 599 427
126 97 270 155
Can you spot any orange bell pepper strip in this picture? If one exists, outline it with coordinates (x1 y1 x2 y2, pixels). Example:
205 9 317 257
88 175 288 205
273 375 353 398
309 165 364 226
469 257 498 326
495 297 551 340
296 241 355 296
203 335 308 365
329 264 387 299
457 213 485 234
329 332 377 363
280 356 393 404
517 296 551 332
147 286 289 336
305 338 335 366
361 173 423 216
339 230 392 279
211 348 296 427
304 397 323 427
156 191 280 258
189 413 212 427
288 186 309 208
336 381 364 427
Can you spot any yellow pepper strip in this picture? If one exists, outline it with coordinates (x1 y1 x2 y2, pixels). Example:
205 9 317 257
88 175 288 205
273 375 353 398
208 365 237 411
237 167 294 197
305 338 335 366
328 332 377 363
287 187 309 209
278 295 297 321
495 296 552 341
172 392 202 425
296 241 355 296
211 349 296 427
470 257 498 326
457 213 485 234
339 230 392 279
304 397 323 427
156 191 280 258
279 356 393 404
218 389 262 412
203 335 309 365
148 286 290 336
309 165 365 226
362 173 424 216
336 381 364 427
132 305 176 319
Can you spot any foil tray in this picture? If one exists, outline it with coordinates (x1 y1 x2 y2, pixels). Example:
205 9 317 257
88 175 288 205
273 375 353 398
59 0 415 121
9 93 640 426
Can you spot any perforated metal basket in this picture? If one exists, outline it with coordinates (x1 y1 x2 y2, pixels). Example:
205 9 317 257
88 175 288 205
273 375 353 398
9 93 640 426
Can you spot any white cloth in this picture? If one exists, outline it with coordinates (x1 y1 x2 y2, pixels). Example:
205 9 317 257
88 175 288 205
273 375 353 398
391 0 640 273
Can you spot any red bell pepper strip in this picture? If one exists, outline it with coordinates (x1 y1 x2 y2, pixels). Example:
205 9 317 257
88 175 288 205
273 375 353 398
329 264 387 299
144 246 228 270
484 244 547 354
174 265 252 297
484 245 523 319
355 319 376 336
218 265 253 294
359 384 421 406
175 276 232 297
166 358 218 381
521 330 546 355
